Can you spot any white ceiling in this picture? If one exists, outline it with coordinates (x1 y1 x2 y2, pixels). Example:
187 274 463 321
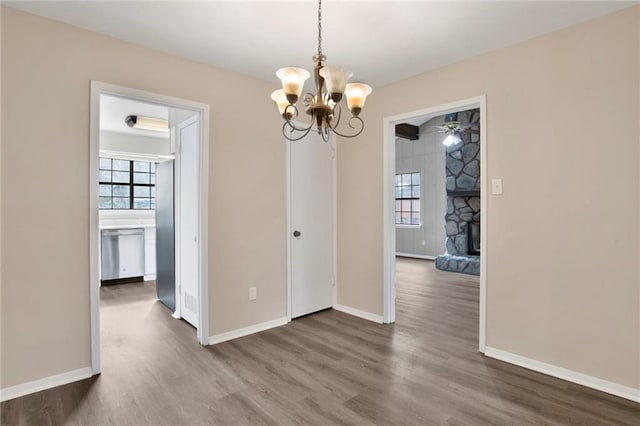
7 1 635 89
100 94 170 139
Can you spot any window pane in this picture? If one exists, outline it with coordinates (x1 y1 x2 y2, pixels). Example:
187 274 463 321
401 174 411 186
150 199 156 210
395 187 402 198
134 186 150 197
395 212 401 224
412 186 420 198
151 173 156 184
99 158 111 170
150 162 156 173
134 172 150 184
133 161 150 172
401 212 411 224
395 174 401 186
99 184 111 196
402 186 412 198
113 185 130 197
401 200 411 212
113 171 130 183
99 170 112 183
412 173 420 185
112 197 130 209
412 199 420 212
411 213 420 225
99 197 112 209
113 160 130 171
133 198 151 209
395 200 401 211
151 187 156 198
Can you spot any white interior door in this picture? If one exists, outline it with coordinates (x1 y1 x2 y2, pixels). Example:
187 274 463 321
290 132 334 318
178 116 199 327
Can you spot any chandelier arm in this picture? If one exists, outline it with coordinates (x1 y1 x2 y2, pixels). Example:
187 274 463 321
330 102 343 129
302 93 316 108
319 126 330 143
284 103 299 119
282 120 314 142
284 104 314 132
328 115 365 139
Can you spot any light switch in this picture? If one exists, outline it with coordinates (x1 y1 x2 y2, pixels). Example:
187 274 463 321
491 178 503 195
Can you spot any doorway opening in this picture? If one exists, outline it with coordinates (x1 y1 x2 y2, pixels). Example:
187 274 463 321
89 82 210 374
383 96 487 352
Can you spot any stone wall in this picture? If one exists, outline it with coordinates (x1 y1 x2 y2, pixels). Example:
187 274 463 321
435 108 481 275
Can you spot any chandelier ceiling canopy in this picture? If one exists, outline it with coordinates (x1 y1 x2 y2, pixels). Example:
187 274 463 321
271 0 372 142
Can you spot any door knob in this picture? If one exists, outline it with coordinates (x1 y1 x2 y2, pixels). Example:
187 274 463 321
293 230 301 237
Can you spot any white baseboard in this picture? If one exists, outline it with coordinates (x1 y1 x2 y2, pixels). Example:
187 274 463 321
333 304 384 324
144 274 156 281
209 317 288 345
396 253 436 260
484 346 640 403
0 367 93 402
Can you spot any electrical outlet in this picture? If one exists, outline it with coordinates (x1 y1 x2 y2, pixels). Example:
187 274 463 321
249 287 257 301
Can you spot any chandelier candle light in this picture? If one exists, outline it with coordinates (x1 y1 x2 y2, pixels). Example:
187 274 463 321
271 0 372 141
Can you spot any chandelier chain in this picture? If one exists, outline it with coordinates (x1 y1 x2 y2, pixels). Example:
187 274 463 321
317 0 323 56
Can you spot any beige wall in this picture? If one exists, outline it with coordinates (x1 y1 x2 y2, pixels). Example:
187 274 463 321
1 7 286 388
338 6 640 389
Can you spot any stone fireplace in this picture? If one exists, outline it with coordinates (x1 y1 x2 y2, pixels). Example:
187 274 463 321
435 109 481 275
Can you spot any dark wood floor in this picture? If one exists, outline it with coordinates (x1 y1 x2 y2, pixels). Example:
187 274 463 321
2 259 639 425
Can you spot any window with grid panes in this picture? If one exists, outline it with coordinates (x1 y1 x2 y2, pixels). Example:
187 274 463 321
99 158 156 209
395 172 420 225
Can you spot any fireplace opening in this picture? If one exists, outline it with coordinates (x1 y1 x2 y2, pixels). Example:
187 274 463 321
466 221 480 256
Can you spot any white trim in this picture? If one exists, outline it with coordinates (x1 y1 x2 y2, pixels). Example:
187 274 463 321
396 253 436 260
90 81 211 376
285 136 292 322
143 274 157 281
382 113 396 324
333 304 384 324
478 96 488 354
332 137 338 308
382 95 487 353
173 119 182 321
208 317 288 345
198 104 210 345
0 367 92 402
395 224 422 229
89 82 102 374
484 347 640 403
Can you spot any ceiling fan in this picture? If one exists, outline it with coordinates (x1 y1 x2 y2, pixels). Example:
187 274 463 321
431 112 480 134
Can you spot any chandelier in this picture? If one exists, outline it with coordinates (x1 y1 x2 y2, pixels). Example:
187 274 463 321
270 0 372 142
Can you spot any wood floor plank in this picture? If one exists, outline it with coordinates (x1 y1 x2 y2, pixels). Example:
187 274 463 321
2 260 639 425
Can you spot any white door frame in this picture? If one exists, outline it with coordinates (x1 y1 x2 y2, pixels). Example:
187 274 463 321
285 132 337 322
382 95 488 352
89 81 210 374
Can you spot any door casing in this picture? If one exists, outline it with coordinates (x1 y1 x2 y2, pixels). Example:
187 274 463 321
382 95 487 352
89 81 210 375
